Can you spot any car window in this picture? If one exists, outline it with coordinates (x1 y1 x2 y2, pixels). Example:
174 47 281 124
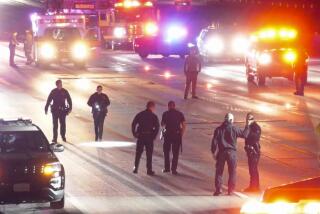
0 131 50 153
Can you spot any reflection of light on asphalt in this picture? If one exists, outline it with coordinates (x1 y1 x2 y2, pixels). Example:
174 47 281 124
206 83 212 89
144 65 150 71
257 103 275 114
80 141 135 148
75 78 90 91
284 103 292 110
304 202 320 213
0 45 9 58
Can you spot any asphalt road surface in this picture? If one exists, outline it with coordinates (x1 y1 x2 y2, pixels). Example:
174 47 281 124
0 44 320 213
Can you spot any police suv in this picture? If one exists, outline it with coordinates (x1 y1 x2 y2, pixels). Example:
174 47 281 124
0 119 65 209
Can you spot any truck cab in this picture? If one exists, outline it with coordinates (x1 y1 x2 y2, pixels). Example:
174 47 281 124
245 27 308 86
31 13 90 68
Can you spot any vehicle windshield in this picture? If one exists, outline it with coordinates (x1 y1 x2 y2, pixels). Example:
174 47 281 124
0 131 50 153
44 27 81 41
115 8 155 23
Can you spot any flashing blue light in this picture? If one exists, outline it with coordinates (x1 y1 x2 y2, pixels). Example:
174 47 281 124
165 24 188 43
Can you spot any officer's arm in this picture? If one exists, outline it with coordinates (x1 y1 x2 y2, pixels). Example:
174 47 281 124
87 94 94 107
211 129 219 154
161 112 166 127
251 123 262 142
66 90 72 110
153 116 160 139
198 58 202 72
235 125 250 139
45 91 53 112
131 114 139 138
184 57 189 74
105 94 111 107
180 113 186 135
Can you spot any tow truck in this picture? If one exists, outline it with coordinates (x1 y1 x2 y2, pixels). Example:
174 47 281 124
241 176 320 214
245 27 308 87
102 0 157 50
31 13 90 68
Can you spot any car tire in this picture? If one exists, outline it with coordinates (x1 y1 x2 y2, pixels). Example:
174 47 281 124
138 53 149 59
257 73 266 86
246 66 254 82
50 197 65 209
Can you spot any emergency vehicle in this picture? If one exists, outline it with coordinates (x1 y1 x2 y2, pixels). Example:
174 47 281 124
101 0 157 50
245 27 308 87
31 13 90 68
241 176 320 214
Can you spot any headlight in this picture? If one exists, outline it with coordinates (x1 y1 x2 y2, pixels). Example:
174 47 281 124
283 50 297 63
113 27 126 38
40 43 56 59
144 22 158 36
43 162 62 177
241 200 295 214
72 42 88 60
258 53 272 65
165 25 187 43
205 36 224 54
232 36 250 54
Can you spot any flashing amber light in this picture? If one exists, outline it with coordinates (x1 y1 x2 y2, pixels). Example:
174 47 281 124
144 22 158 36
144 1 153 6
253 28 297 41
283 50 297 63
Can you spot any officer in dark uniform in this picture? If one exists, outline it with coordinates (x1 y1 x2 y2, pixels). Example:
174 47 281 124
87 85 111 142
211 113 250 196
24 30 33 65
45 80 72 143
294 50 308 96
9 32 19 67
161 101 186 175
132 101 159 176
184 47 201 99
243 113 261 192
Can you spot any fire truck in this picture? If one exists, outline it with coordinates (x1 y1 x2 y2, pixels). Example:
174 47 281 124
31 13 90 67
101 0 157 50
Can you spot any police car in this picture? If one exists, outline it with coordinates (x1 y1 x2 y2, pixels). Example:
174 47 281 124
245 27 308 86
0 119 65 209
134 21 190 58
197 25 250 63
241 176 320 213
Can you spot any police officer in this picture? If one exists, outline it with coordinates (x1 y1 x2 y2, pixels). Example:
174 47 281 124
9 32 19 67
184 47 201 99
211 113 250 196
45 80 72 143
24 30 33 65
294 51 308 96
161 101 186 175
132 101 159 176
87 85 111 142
243 113 261 192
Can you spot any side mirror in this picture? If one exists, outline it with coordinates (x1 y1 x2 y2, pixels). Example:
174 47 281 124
50 143 65 152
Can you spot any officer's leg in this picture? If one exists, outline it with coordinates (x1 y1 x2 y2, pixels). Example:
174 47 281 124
9 47 15 65
93 114 99 141
215 152 226 193
134 140 144 171
191 73 198 97
146 141 154 172
98 114 106 140
171 136 182 172
184 75 192 99
52 112 59 142
59 112 67 139
163 139 171 171
226 151 237 194
250 154 260 189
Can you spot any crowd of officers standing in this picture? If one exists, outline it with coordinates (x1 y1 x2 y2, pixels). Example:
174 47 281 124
44 76 261 195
